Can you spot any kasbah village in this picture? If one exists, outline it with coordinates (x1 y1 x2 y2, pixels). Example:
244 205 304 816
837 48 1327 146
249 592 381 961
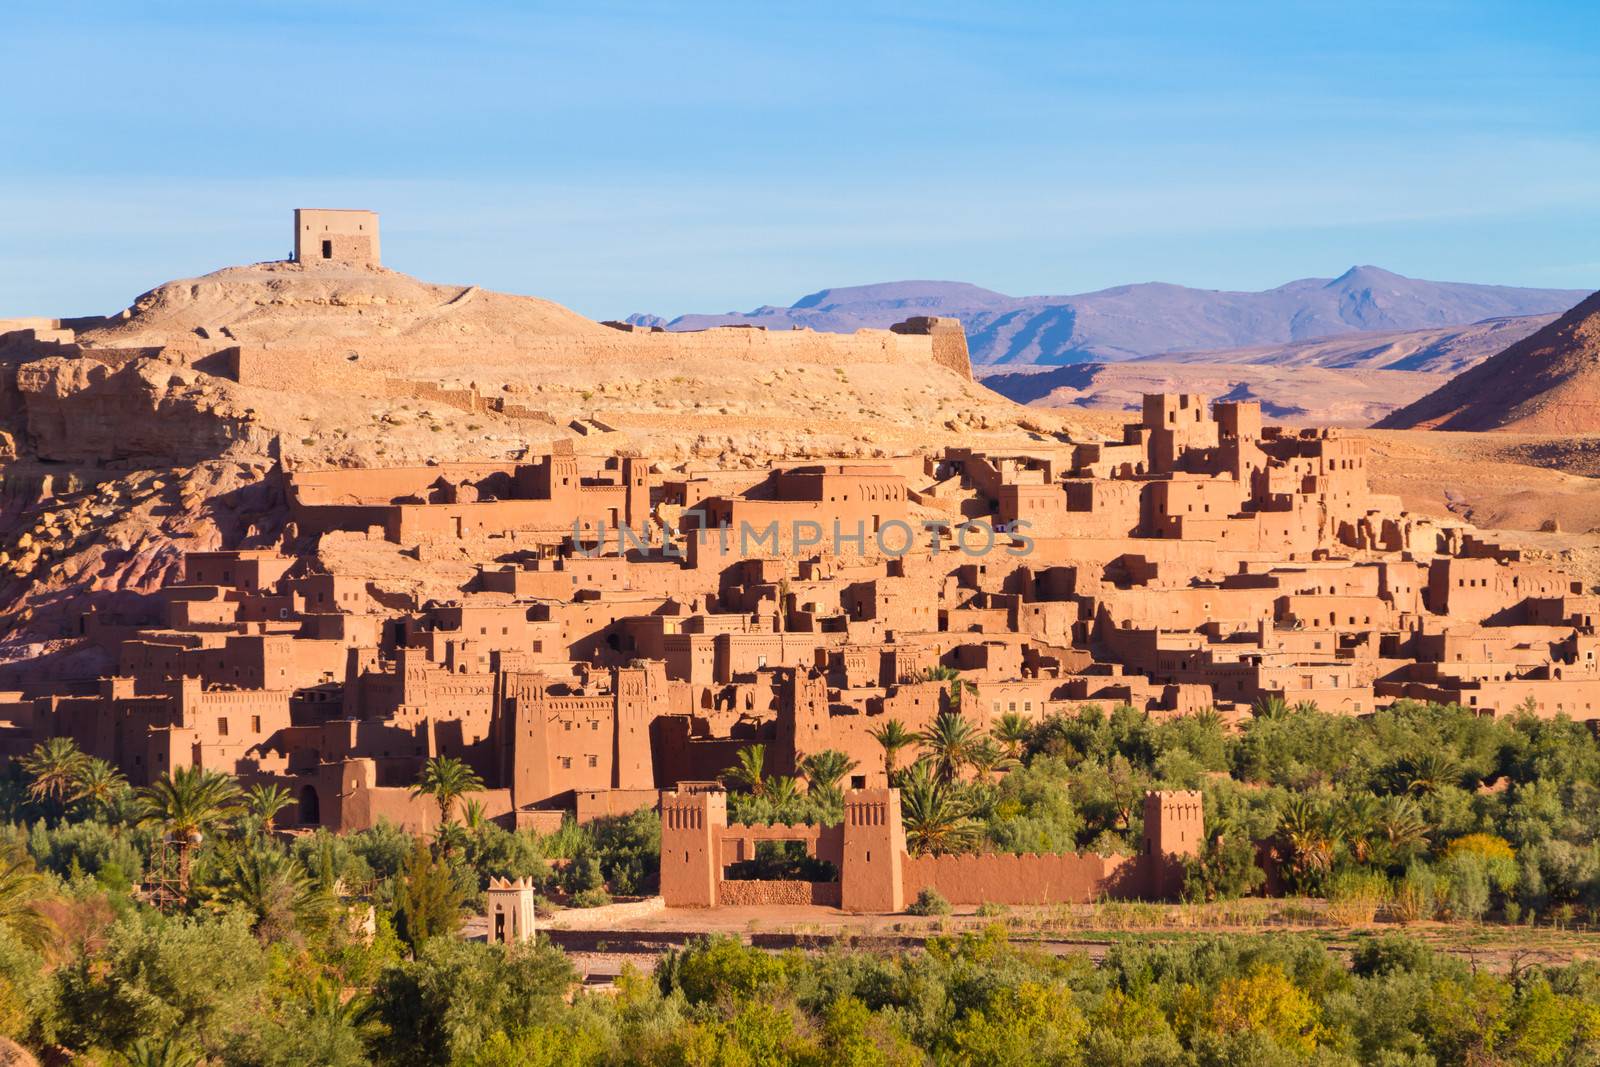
0 210 1595 951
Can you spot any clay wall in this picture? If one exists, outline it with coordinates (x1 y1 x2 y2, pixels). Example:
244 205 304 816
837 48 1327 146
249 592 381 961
901 850 1128 905
318 758 511 832
575 787 660 824
184 551 294 592
889 316 972 378
228 326 957 394
717 880 841 906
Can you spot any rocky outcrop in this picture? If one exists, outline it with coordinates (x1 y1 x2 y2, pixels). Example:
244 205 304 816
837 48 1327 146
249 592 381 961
14 356 264 464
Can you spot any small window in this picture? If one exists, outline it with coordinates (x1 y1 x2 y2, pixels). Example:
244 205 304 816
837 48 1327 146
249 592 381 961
217 718 229 737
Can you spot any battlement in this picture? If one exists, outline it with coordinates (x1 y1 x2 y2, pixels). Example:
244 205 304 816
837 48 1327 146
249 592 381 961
486 874 536 944
661 789 726 831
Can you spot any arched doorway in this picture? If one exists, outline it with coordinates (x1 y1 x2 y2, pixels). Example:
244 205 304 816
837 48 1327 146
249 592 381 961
298 784 321 826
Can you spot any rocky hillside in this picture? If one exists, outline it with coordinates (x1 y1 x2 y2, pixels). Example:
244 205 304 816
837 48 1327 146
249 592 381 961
1377 291 1600 433
0 259 1056 663
634 267 1587 366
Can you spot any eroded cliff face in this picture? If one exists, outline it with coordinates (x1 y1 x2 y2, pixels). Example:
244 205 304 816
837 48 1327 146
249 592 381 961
0 459 285 680
14 356 265 465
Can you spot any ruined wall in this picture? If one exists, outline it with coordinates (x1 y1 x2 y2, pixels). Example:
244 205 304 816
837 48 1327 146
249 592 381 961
226 326 961 394
889 316 972 379
717 880 841 907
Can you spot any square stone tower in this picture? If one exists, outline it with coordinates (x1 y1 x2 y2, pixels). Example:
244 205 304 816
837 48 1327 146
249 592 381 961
1141 789 1204 899
293 209 380 266
841 788 905 913
660 790 726 907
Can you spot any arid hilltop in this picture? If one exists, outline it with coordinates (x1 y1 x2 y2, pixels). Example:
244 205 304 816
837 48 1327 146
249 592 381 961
2 243 1041 473
0 212 1055 665
1378 291 1600 433
85 261 608 346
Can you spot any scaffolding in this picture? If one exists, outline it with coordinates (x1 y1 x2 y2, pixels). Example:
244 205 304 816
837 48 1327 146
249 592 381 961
143 831 200 913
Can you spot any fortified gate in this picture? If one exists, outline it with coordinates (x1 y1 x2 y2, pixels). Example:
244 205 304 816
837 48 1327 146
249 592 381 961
660 787 1202 912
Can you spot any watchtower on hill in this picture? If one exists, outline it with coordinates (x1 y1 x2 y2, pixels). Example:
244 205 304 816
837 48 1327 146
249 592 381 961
293 209 380 267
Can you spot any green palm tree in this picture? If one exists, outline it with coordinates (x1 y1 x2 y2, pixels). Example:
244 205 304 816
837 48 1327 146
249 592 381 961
299 975 378 1039
899 761 980 857
1252 696 1289 720
1389 751 1461 796
21 736 88 807
214 844 324 942
869 719 917 784
766 776 801 811
722 744 768 797
1276 795 1337 893
918 711 980 783
137 766 242 842
1374 794 1430 863
799 749 858 794
460 797 488 832
1334 793 1380 865
0 846 52 950
71 758 128 818
922 665 978 714
411 756 485 826
113 1037 202 1067
243 783 295 834
991 712 1033 759
965 737 1019 781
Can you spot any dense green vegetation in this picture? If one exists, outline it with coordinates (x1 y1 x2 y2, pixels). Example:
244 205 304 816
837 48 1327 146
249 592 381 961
724 695 1600 924
3 692 1600 1062
0 746 665 1061
13 904 1600 1065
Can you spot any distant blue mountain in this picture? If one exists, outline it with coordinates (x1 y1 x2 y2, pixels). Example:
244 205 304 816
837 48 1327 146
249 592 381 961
628 267 1591 366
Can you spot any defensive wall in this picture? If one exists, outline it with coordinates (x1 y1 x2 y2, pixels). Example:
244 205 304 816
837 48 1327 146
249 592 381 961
659 787 1201 912
199 320 970 395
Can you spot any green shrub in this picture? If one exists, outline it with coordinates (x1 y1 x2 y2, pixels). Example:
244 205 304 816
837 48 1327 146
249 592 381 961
571 887 612 909
1390 864 1437 924
1438 853 1491 922
907 888 951 916
1325 869 1389 925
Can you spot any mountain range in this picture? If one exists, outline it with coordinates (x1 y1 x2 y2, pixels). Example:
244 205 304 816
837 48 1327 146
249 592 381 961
630 267 1589 366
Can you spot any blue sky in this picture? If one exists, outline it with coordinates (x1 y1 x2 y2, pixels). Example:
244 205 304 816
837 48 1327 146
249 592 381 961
3 1 1598 319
